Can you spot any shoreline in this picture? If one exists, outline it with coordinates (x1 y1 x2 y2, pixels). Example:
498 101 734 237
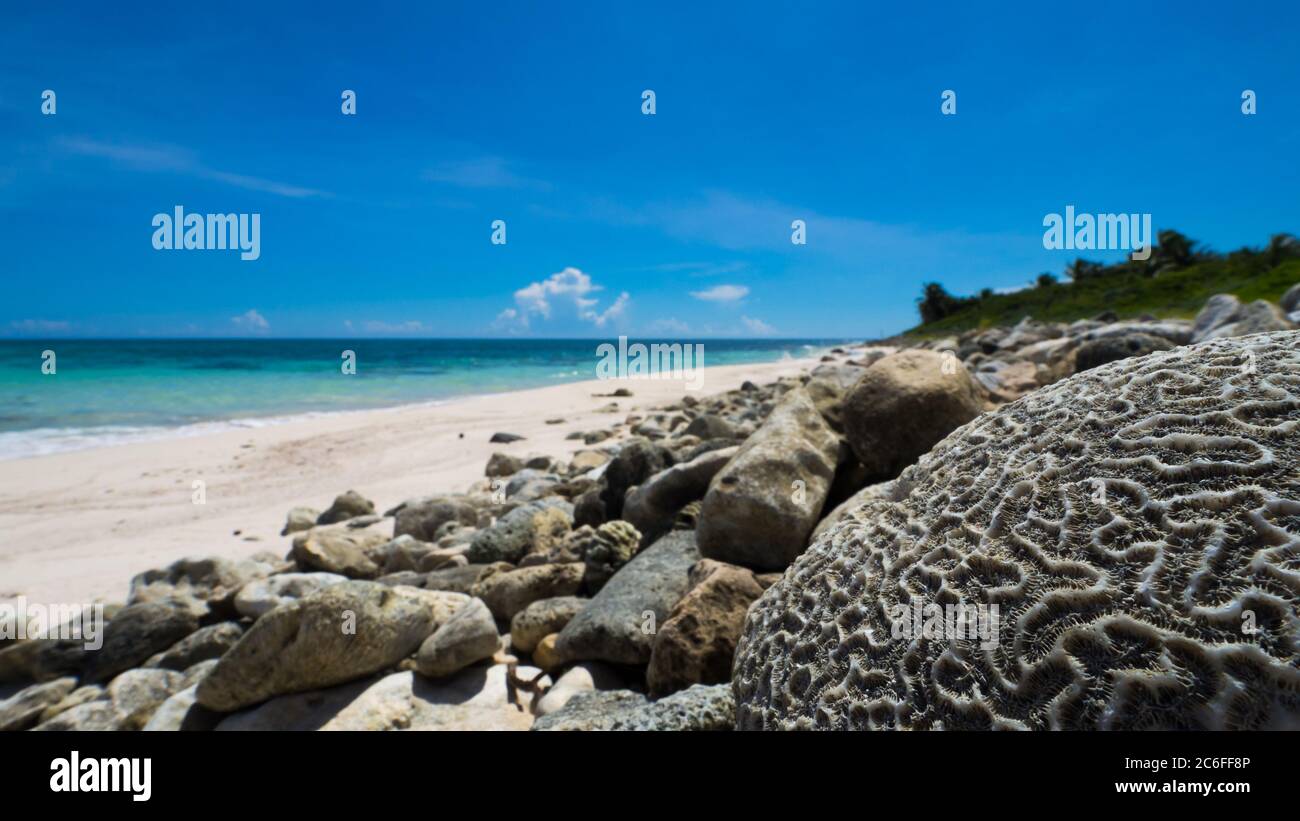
0 355 823 609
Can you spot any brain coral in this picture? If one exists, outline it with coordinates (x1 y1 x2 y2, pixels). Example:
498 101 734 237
734 331 1300 730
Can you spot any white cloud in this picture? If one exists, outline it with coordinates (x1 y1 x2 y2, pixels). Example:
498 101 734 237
423 157 549 190
740 316 776 336
500 267 629 330
690 284 750 303
361 320 430 334
59 137 329 199
231 309 270 332
9 319 70 333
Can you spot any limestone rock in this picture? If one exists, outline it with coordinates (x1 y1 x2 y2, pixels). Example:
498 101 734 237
1074 333 1175 372
841 349 984 482
416 598 499 679
697 387 839 570
196 582 460 712
472 563 585 622
624 447 737 548
510 596 587 654
128 556 272 618
144 621 244 670
600 438 673 519
392 495 481 542
316 489 376 524
553 531 699 665
281 506 319 536
647 560 764 696
0 677 77 731
234 572 349 619
532 683 734 731
535 662 625 716
573 520 643 593
82 600 200 684
466 499 573 564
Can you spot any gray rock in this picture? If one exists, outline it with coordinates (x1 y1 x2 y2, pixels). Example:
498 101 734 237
623 447 737 547
466 498 573 564
392 495 481 542
532 683 734 731
1191 293 1242 341
141 684 222 731
697 387 839 570
535 662 625 716
553 531 699 665
31 698 123 731
196 582 464 712
281 506 320 536
316 489 376 525
1074 333 1175 372
510 596 587 654
105 668 187 729
601 438 673 519
485 452 524 477
234 572 348 619
144 621 244 670
128 555 273 618
1282 282 1300 314
291 526 387 578
0 677 77 731
472 563 585 622
82 600 200 684
416 598 499 679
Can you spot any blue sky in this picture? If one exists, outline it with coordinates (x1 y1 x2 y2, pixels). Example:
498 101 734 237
2 1 1298 338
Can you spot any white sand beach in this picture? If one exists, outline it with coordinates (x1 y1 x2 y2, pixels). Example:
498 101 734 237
0 357 817 609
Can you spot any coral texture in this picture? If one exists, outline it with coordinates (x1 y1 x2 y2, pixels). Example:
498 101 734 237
735 331 1300 730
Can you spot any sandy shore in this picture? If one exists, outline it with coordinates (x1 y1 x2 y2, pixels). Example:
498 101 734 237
0 357 818 609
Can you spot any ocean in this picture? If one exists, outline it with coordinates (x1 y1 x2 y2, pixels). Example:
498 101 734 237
0 338 847 460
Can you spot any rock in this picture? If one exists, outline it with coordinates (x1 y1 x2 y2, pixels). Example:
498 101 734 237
735 330 1300 730
281 506 320 536
623 447 737 547
38 684 104 724
291 527 387 578
532 634 563 672
316 489 376 525
106 668 187 729
472 563 585 622
535 662 625 716
490 432 526 443
683 414 735 440
572 520 643 593
510 596 587 654
600 438 673 519
0 677 77 731
647 560 764 696
31 698 123 731
809 481 897 543
1282 282 1300 314
1074 333 1174 372
1197 299 1293 342
804 363 870 431
553 531 699 665
422 564 503 595
485 452 524 477
144 621 244 670
570 450 611 473
697 387 839 570
466 499 573 564
416 599 499 679
504 469 563 502
82 600 201 684
1191 293 1242 341
234 572 348 619
392 495 480 542
142 685 222 731
215 666 542 731
533 683 734 731
128 556 272 618
196 582 464 712
841 348 984 480
971 359 1040 402
573 488 606 527
0 634 88 684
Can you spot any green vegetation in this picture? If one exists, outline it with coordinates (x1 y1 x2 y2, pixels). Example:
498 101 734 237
907 231 1300 337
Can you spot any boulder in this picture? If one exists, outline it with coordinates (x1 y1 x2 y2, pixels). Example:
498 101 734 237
105 668 187 729
291 527 388 578
281 506 320 536
466 499 573 564
0 677 77 731
647 560 765 696
316 489 376 525
391 495 481 541
535 662 625 716
510 596 587 654
1191 293 1242 341
485 452 524 477
144 621 244 670
623 447 737 547
697 387 839 570
600 438 673 519
196 582 465 712
215 666 543 731
471 563 585 622
1282 282 1300 314
416 599 499 679
233 572 348 619
573 520 643 593
841 349 983 480
1074 333 1174 372
142 685 222 731
553 531 699 665
127 556 272 618
82 600 200 684
532 683 734 731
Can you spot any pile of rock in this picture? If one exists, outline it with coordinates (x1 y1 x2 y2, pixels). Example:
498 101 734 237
2 288 1295 732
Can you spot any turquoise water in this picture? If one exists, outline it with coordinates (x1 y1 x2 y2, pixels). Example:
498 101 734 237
0 338 845 459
